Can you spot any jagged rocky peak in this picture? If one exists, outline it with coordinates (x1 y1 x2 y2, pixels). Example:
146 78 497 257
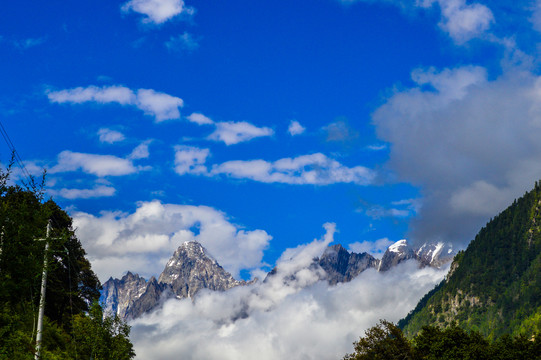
157 241 244 297
379 239 456 272
379 239 417 272
416 242 455 268
122 241 248 320
100 271 147 319
319 244 379 285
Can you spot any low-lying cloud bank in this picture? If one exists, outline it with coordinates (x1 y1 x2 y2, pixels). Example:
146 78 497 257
130 228 447 360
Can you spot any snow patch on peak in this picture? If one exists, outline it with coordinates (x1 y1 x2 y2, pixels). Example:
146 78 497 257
388 239 408 253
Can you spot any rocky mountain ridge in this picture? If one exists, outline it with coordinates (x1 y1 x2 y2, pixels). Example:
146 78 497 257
101 241 250 320
101 239 455 320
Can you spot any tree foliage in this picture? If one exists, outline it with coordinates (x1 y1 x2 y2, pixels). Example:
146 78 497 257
400 180 541 339
0 165 134 359
344 321 541 360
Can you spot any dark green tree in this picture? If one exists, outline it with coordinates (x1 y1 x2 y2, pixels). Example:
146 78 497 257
343 320 414 360
0 165 134 359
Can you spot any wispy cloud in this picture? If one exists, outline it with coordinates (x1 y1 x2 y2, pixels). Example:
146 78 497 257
348 238 395 257
208 121 274 145
98 128 126 144
128 141 152 160
322 119 359 143
287 120 306 136
49 185 116 199
14 37 47 49
165 32 199 53
174 147 375 185
47 85 184 122
121 0 194 24
50 150 146 177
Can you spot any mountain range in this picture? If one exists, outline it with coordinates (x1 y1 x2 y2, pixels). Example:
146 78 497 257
101 238 454 320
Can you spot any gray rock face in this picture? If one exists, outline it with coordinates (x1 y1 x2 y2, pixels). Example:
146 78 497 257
318 244 380 285
101 241 249 320
100 272 147 319
379 240 417 272
158 241 245 298
124 277 170 320
415 242 455 268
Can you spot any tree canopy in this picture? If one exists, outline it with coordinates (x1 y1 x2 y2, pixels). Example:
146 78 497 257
0 165 134 359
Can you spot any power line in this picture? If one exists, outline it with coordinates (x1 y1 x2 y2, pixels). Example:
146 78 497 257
0 118 38 190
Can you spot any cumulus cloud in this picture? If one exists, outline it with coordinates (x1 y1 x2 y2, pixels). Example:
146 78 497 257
174 145 210 175
98 128 126 144
47 85 184 122
129 255 447 360
135 89 184 121
436 0 494 44
208 121 274 145
49 185 116 199
50 149 146 177
339 0 493 43
121 0 194 24
165 32 199 53
73 201 272 281
186 112 214 125
373 66 541 246
173 147 376 185
287 120 306 136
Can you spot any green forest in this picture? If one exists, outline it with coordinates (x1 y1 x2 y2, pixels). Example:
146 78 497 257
0 166 135 359
399 181 541 339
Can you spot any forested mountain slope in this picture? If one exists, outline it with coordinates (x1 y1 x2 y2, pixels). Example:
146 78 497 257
400 181 541 339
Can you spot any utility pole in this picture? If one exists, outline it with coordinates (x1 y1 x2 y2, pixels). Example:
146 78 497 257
34 220 52 360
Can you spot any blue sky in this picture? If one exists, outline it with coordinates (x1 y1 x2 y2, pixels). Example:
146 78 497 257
3 0 541 282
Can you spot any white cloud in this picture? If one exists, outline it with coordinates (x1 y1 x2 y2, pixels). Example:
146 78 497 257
165 32 199 52
121 0 193 24
50 150 140 177
73 201 272 281
339 0 493 44
173 147 375 186
373 66 541 246
129 255 447 360
129 141 151 160
208 121 274 145
49 185 116 199
212 153 375 185
186 112 214 125
348 238 394 257
287 120 306 136
98 128 126 144
47 85 184 122
47 85 136 105
135 89 184 121
174 145 210 175
437 0 494 44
